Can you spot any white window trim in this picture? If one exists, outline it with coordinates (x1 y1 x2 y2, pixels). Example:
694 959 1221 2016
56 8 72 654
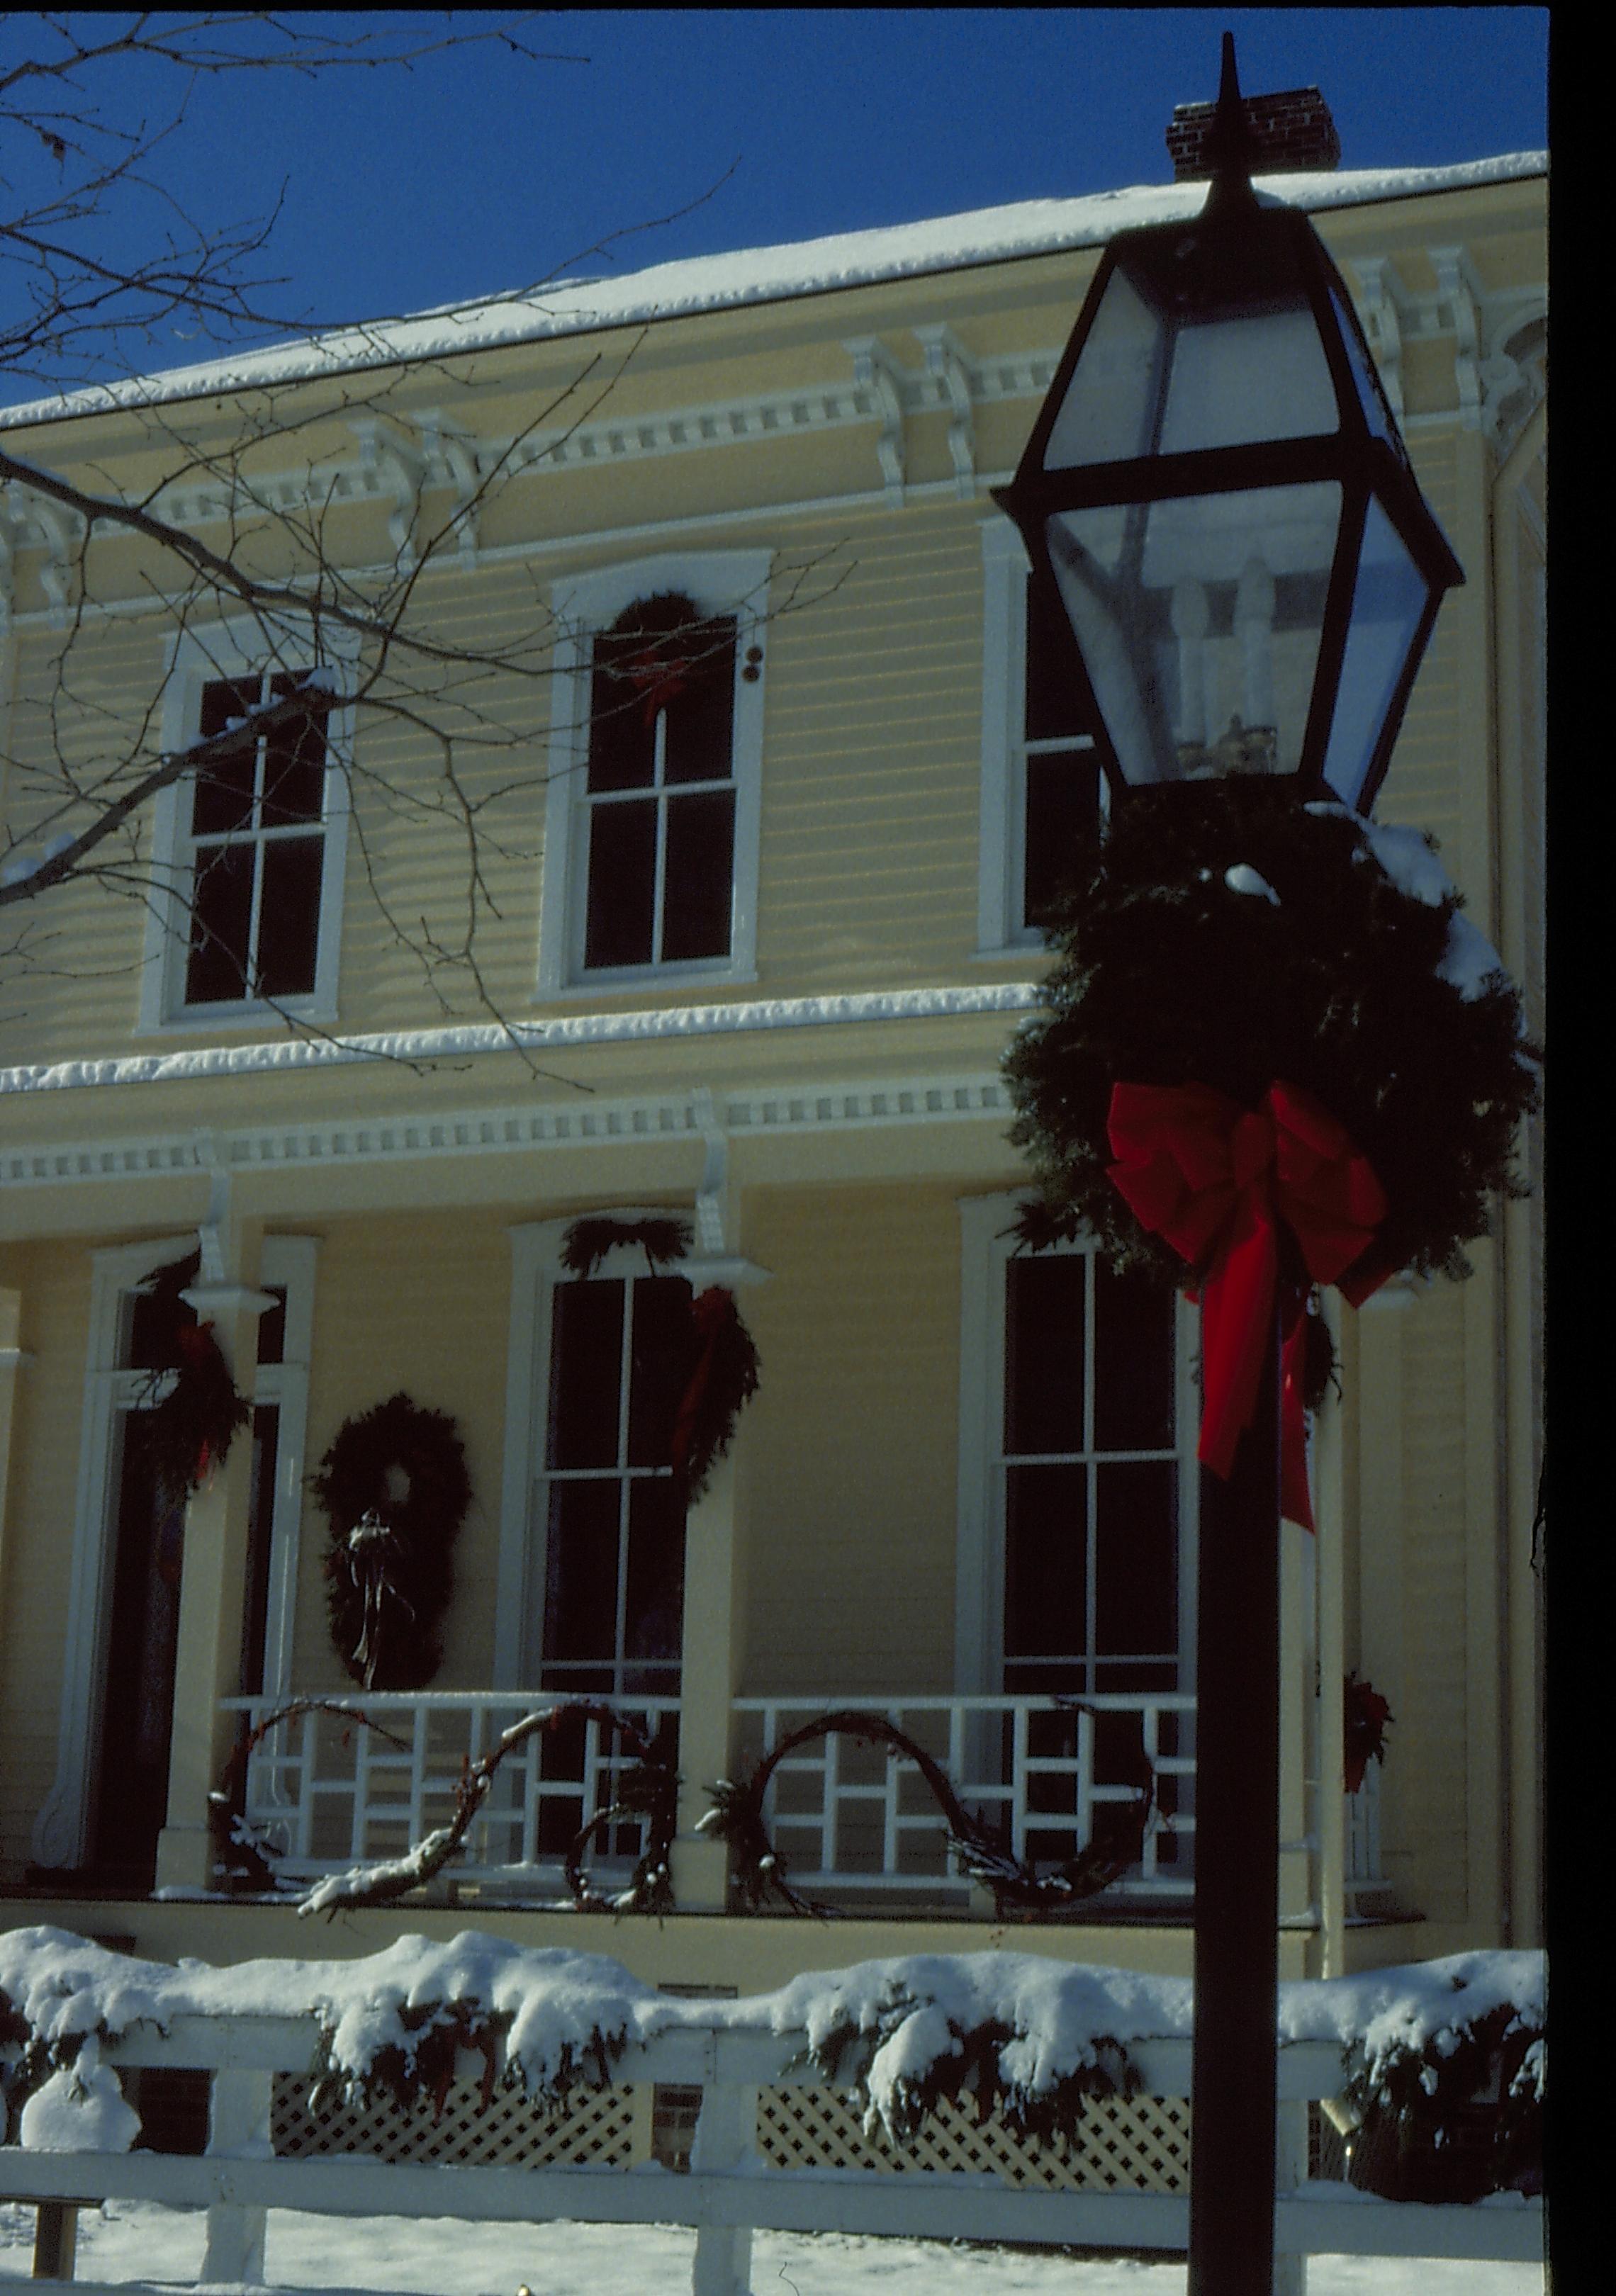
535 549 771 999
137 616 359 1033
30 1232 318 1869
495 1210 695 1689
975 515 1101 957
953 1193 1200 1696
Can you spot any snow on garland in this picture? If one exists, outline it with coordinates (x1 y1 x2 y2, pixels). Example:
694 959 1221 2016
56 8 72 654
559 1214 761 1504
130 1253 250 1504
0 1927 1542 2184
1004 784 1539 1298
700 1707 1159 1920
314 1394 471 1690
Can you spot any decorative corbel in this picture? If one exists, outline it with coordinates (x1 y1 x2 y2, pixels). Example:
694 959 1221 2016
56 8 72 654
1350 258 1412 425
915 325 978 498
1479 309 1547 460
845 337 907 503
1430 245 1486 432
349 416 427 568
686 1088 769 1290
26 496 86 629
181 1140 276 1324
417 412 482 568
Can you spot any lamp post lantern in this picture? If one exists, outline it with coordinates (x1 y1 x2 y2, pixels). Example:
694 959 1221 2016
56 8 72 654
994 37 1462 2295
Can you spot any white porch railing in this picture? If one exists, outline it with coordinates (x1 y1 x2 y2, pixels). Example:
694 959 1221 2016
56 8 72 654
731 1694 1196 1901
0 2004 1544 2295
220 1692 679 1891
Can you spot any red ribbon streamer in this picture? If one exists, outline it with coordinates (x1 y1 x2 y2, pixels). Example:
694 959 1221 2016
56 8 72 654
1106 1080 1392 1530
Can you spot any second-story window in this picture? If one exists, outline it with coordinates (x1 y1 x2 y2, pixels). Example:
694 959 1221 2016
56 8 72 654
1019 563 1101 932
183 672 333 1005
581 593 738 973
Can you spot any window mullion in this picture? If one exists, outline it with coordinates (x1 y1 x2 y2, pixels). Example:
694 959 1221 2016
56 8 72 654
650 710 669 965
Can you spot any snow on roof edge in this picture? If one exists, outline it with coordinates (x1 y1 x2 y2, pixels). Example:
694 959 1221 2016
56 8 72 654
1 151 1546 433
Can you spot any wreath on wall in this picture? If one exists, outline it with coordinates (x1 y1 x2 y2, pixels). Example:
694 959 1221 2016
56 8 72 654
559 1215 761 1504
1344 1672 1393 1796
133 1253 251 1505
313 1393 472 1690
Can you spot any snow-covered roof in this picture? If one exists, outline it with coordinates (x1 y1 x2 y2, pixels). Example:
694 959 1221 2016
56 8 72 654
2 152 1545 431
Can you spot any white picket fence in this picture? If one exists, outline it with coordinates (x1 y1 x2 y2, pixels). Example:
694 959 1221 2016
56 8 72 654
0 2004 1543 2294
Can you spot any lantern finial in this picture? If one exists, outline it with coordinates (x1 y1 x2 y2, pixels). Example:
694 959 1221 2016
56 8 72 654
1203 32 1261 211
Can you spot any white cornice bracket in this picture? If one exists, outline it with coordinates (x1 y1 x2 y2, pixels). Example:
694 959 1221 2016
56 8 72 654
1350 259 1411 425
350 416 427 568
844 337 906 503
915 325 977 498
417 412 482 568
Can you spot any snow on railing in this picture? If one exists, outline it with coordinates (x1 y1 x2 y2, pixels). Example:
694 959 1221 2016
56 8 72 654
731 1692 1196 1899
0 1929 1545 2294
220 1691 680 1893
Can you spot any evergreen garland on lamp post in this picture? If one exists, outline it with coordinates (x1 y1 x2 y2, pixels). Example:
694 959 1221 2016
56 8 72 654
990 37 1532 2292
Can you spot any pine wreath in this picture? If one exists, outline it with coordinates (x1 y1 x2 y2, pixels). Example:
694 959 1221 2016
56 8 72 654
133 1252 250 1504
1004 781 1539 1298
314 1393 471 1691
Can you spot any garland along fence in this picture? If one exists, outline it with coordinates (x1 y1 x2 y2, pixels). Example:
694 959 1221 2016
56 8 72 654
0 1935 1544 2293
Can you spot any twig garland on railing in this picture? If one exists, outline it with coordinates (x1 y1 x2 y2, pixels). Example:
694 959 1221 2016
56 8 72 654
211 1697 680 1919
697 1706 1160 1920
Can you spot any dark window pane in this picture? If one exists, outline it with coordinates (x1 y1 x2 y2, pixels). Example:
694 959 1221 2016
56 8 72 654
549 1281 624 1470
186 842 254 1002
1023 748 1099 928
627 1276 694 1468
588 638 658 792
125 1259 198 1371
663 620 736 784
661 789 734 962
262 675 329 824
256 835 323 997
240 1403 281 1699
256 1288 288 1366
1094 1460 1178 1658
1094 1265 1176 1451
543 1480 622 1665
626 1479 685 1662
1004 1254 1085 1457
193 676 259 835
1025 563 1095 742
1004 1462 1087 1659
584 798 657 969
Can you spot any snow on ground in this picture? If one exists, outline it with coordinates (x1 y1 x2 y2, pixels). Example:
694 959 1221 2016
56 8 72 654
0 2201 1548 2294
0 2200 1552 2292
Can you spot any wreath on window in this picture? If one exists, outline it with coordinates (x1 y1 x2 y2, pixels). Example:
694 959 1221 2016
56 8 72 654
559 1216 760 1503
1006 783 1537 1290
314 1393 472 1690
599 591 732 728
133 1252 251 1505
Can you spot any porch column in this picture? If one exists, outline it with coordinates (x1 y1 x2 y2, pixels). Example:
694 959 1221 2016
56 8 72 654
670 1213 765 1911
154 1219 274 1893
1276 1524 1311 1932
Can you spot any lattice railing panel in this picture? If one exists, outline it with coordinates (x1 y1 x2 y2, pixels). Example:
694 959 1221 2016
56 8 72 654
755 2086 1190 2192
270 2073 642 2168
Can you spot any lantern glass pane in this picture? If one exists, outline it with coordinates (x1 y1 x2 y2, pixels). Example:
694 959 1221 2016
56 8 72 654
1044 267 1165 470
1048 480 1342 786
1328 287 1398 446
1158 306 1338 452
1322 495 1431 808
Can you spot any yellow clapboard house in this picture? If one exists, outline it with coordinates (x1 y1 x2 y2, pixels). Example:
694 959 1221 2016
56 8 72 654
0 119 1544 2035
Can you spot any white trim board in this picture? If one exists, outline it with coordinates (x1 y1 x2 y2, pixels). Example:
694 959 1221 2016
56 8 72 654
5 1069 1020 1198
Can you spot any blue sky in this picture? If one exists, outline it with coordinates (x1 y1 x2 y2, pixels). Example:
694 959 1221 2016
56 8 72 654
7 9 1549 381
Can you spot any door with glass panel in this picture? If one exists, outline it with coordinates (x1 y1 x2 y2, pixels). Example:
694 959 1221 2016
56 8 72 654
528 1263 688 1859
995 1239 1195 1880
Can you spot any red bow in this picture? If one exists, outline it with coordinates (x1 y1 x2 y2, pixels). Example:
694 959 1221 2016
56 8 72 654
1106 1080 1392 1529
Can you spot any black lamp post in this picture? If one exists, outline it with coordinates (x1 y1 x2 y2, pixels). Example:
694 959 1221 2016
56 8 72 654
993 38 1461 2295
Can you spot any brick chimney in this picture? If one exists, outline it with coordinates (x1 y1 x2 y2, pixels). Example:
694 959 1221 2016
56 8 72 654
1167 85 1341 179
